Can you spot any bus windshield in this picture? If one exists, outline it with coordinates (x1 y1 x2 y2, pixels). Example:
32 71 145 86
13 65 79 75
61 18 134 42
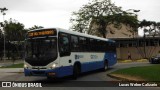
25 37 57 66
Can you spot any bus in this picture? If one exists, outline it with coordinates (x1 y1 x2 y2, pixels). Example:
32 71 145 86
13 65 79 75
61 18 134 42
24 28 117 79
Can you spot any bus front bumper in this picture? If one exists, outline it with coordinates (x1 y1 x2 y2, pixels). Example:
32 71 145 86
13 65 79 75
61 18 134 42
24 68 58 77
24 65 73 78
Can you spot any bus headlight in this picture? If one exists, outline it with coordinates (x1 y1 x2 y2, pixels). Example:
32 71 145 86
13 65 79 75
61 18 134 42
51 63 57 68
24 64 28 68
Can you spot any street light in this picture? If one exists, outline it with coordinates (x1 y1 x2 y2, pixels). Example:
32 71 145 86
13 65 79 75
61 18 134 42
0 7 8 61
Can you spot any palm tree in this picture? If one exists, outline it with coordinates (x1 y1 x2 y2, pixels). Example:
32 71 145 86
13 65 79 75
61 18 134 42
29 25 43 30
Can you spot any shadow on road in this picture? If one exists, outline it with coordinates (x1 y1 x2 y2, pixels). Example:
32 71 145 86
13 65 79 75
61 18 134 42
28 68 115 87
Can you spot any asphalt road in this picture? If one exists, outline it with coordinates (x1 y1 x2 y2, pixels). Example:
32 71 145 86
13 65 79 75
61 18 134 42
0 62 160 90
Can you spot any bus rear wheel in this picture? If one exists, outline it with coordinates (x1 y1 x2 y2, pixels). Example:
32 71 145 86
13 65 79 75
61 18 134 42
72 64 80 80
103 61 108 71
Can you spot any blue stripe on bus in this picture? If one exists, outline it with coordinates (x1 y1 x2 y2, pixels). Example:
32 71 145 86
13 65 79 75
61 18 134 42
24 52 116 77
81 61 104 72
104 52 117 67
24 61 104 77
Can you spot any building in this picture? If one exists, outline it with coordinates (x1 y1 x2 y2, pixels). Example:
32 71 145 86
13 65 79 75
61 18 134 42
89 21 159 60
112 37 160 60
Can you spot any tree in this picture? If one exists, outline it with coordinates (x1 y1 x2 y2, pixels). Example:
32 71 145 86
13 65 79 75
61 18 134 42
137 20 160 59
0 29 3 60
70 0 138 38
4 18 26 42
28 25 43 30
139 20 160 37
3 18 27 60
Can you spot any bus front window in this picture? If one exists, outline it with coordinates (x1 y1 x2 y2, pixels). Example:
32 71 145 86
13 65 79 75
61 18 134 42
25 37 57 66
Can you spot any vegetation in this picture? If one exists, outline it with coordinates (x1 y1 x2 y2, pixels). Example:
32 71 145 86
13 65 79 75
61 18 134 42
110 65 160 81
139 20 160 37
136 20 160 59
0 63 24 68
0 18 27 61
70 0 139 38
28 25 43 30
0 29 3 60
0 18 44 61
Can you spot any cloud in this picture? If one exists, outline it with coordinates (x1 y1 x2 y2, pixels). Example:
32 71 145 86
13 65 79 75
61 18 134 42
0 0 47 12
112 0 160 21
0 0 88 12
1 0 160 29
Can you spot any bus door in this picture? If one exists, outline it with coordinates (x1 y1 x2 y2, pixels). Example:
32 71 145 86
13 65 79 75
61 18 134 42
58 33 72 76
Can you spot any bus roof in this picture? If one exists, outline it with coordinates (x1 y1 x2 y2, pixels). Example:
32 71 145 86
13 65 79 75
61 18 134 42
28 27 115 43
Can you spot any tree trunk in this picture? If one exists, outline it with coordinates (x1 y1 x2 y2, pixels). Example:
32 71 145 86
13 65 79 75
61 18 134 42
102 32 106 38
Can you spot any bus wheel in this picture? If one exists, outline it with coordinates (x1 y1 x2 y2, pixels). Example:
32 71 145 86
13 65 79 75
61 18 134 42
47 76 53 80
72 64 80 80
103 61 108 71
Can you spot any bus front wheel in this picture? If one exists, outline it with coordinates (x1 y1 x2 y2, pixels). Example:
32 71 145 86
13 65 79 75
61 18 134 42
72 64 80 80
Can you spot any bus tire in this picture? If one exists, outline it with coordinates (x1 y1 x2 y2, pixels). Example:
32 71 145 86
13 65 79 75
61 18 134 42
103 61 108 71
47 76 54 80
72 64 80 80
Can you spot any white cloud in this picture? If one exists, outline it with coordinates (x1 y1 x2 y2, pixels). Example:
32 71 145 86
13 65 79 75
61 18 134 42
1 0 88 29
0 0 160 29
112 0 160 21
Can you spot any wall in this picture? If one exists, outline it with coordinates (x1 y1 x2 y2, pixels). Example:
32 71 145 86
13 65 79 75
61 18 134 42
116 46 160 60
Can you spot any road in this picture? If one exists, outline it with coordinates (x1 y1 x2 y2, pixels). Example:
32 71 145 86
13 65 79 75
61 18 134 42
0 62 159 90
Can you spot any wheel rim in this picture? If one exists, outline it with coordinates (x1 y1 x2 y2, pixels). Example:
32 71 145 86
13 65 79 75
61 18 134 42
105 65 108 70
104 62 108 70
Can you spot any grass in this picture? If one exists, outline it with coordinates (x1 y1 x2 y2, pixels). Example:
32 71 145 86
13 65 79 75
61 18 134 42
0 63 24 68
110 64 160 81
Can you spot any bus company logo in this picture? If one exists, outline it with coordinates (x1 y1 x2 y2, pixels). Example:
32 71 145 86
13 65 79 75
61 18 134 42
90 55 98 59
2 82 11 87
75 55 84 59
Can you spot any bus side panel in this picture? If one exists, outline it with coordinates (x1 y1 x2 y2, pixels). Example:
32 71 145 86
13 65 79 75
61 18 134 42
56 66 73 77
75 53 105 73
104 52 117 67
81 61 104 72
58 56 74 77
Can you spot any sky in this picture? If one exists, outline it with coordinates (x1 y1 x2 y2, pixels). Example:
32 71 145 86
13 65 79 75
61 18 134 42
0 0 160 36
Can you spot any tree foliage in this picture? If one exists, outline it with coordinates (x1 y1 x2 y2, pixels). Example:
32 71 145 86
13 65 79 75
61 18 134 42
139 19 160 37
4 18 27 42
1 18 27 60
70 0 138 38
28 25 43 30
0 18 44 60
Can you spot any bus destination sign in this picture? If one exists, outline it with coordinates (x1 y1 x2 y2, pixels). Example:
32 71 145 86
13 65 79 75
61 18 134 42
28 29 57 37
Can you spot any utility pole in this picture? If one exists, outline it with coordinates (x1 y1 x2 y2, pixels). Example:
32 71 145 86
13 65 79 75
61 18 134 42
0 7 8 61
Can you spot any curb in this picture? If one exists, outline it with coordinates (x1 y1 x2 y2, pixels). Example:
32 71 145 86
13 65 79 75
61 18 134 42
118 59 148 63
118 60 132 63
107 74 131 81
136 59 148 62
107 74 145 81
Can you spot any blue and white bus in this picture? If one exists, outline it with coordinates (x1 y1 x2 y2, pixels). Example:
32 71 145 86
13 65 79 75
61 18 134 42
24 28 117 79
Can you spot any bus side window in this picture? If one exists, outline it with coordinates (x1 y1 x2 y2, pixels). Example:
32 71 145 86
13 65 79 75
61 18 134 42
79 37 86 52
90 39 94 52
59 33 70 57
71 35 79 52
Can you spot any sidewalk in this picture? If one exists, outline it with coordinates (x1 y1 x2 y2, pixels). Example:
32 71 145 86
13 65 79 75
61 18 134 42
0 68 24 73
0 59 24 67
0 59 24 73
